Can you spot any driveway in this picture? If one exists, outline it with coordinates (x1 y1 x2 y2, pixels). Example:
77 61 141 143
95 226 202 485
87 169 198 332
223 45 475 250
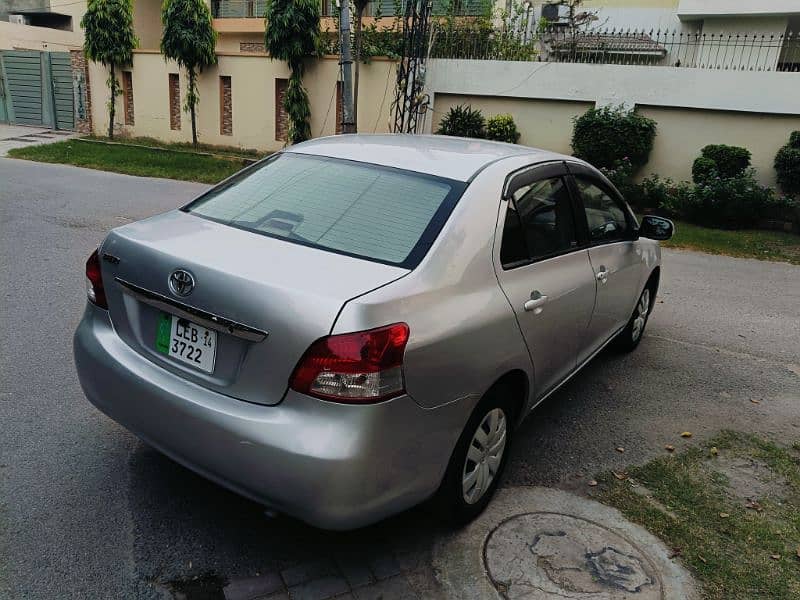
1 158 798 599
0 124 76 156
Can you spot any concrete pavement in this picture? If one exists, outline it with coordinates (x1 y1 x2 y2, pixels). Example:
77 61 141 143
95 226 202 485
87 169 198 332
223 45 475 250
1 158 798 599
0 124 77 156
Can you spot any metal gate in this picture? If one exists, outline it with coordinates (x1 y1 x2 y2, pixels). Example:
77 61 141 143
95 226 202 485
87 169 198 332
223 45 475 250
0 50 75 130
49 52 75 130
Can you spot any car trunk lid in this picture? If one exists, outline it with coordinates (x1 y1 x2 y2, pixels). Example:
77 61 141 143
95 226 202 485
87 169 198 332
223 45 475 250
99 210 408 405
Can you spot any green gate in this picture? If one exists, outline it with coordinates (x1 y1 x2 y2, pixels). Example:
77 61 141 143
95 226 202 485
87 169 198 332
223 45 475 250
49 52 75 130
0 50 75 130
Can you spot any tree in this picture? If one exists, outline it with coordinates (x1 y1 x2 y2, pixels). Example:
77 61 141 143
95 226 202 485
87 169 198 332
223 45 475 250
161 0 218 147
81 0 138 139
264 0 321 144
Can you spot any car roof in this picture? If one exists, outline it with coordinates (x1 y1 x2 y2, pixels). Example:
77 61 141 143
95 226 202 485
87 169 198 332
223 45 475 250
286 134 569 182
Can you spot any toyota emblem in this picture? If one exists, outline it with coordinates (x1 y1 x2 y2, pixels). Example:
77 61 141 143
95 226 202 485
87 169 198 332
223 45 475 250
168 269 195 297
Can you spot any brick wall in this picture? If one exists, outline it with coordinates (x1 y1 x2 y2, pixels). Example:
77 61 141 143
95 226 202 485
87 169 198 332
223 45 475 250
69 49 92 134
335 81 343 135
219 76 232 136
240 42 266 54
275 78 288 142
168 73 181 130
122 71 134 125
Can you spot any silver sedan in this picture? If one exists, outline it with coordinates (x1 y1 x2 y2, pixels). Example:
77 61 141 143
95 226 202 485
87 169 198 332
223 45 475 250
74 135 673 529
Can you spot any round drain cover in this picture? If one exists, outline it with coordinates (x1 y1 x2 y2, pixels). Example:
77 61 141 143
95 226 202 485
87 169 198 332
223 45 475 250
485 512 662 598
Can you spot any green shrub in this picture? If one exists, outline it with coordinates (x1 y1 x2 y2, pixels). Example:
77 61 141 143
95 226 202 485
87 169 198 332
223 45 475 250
688 169 774 229
437 105 486 139
571 105 657 171
691 156 718 184
631 174 683 211
696 144 751 180
774 131 800 196
599 157 636 199
653 179 698 220
485 114 520 144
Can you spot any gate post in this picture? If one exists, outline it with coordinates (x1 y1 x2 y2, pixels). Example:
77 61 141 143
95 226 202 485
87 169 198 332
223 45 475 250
70 49 92 134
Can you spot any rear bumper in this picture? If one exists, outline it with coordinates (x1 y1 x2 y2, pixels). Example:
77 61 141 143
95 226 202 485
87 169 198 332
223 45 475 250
73 305 467 529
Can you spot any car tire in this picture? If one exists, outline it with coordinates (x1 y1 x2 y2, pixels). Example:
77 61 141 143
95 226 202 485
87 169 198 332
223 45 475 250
615 283 654 352
434 385 515 527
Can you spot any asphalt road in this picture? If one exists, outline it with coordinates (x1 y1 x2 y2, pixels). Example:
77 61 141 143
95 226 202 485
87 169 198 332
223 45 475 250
1 158 798 599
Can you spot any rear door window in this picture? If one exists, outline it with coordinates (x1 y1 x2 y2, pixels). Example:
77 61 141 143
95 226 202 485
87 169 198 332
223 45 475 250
184 153 465 268
500 176 577 267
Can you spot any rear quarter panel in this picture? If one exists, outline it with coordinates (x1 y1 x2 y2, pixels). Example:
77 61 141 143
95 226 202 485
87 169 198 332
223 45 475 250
333 158 539 414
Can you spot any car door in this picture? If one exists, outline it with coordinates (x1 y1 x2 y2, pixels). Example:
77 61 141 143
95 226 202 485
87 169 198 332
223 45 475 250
494 162 597 399
568 165 643 363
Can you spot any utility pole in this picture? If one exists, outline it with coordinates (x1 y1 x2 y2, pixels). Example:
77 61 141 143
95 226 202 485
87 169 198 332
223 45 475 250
339 0 356 133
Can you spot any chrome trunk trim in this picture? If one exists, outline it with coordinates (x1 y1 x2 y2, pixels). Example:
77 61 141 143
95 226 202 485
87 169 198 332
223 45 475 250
115 277 269 342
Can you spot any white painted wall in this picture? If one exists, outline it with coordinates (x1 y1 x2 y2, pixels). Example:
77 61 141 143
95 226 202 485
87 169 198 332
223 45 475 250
424 58 800 186
677 0 800 20
425 59 800 115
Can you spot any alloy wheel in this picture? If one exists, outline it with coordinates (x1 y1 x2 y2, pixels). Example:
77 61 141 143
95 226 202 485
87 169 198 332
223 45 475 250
462 408 507 504
631 288 651 342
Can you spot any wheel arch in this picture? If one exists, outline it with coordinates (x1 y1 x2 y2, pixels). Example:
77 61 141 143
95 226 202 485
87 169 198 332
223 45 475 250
481 369 529 428
645 266 660 311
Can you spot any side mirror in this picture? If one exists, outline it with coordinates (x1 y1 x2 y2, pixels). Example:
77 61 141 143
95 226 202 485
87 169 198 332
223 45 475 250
639 215 674 241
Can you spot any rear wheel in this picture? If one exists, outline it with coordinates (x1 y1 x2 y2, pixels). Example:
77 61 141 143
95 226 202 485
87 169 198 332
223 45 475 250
616 284 652 352
435 388 514 525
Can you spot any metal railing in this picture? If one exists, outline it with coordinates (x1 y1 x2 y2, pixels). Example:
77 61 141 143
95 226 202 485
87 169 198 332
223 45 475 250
211 0 490 19
430 28 800 72
211 0 267 18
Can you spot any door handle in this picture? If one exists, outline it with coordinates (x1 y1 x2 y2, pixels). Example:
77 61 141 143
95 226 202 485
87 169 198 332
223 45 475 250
596 267 609 283
524 291 548 312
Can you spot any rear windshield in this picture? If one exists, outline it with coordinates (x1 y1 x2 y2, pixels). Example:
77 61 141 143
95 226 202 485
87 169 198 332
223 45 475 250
184 153 465 268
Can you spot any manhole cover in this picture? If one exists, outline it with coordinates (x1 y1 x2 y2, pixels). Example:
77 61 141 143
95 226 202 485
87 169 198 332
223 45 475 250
485 512 661 598
433 487 696 600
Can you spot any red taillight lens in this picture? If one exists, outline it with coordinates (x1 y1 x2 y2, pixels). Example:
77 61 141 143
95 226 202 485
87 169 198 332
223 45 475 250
85 249 108 309
289 323 410 403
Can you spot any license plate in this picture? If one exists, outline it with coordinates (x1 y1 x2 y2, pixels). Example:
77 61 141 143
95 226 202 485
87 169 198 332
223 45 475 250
155 313 217 373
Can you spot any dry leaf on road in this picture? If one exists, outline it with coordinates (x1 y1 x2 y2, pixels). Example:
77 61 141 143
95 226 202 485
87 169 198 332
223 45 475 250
680 432 693 438
588 480 598 487
616 447 625 453
665 445 675 452
719 513 730 518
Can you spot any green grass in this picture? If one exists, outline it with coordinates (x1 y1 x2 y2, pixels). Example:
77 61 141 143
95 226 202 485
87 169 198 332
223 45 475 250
663 220 800 265
7 139 256 184
596 432 800 599
85 135 264 159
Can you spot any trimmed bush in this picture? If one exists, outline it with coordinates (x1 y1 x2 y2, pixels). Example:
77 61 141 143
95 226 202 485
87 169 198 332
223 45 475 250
687 169 774 229
691 156 718 184
774 131 800 196
695 144 751 180
571 105 657 171
486 114 520 144
599 157 636 199
437 105 486 138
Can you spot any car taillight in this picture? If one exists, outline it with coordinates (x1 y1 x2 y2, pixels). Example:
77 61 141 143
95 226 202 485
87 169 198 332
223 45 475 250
289 323 410 403
85 249 108 309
